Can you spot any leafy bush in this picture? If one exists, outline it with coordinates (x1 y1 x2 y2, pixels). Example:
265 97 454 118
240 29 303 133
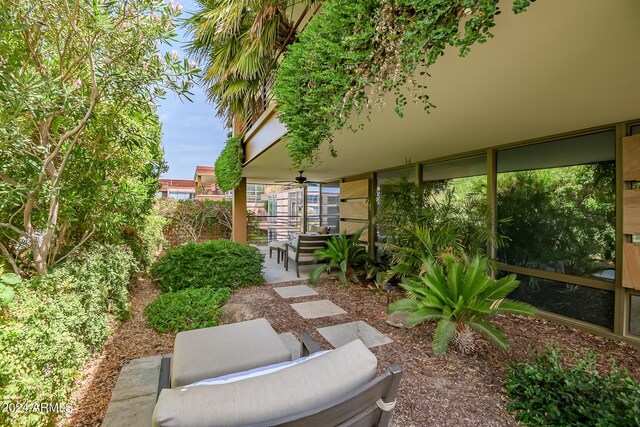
123 213 167 272
309 230 371 286
145 287 232 333
388 254 535 354
215 135 243 191
504 345 640 426
0 266 20 309
65 244 135 321
0 244 135 427
156 198 233 245
150 240 264 292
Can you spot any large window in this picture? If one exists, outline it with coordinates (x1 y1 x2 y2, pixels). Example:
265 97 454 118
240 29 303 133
375 159 489 262
497 131 616 279
496 130 616 328
631 295 640 336
306 184 320 229
168 191 194 200
375 167 415 244
423 155 489 254
320 181 340 233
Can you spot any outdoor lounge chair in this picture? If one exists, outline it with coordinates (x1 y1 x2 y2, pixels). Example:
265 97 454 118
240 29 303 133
152 319 402 427
285 233 332 277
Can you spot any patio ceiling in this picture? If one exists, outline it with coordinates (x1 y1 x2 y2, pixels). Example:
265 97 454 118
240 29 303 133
243 0 640 184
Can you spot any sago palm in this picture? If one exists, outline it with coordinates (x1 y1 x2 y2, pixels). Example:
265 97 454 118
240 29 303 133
389 253 536 354
186 0 308 122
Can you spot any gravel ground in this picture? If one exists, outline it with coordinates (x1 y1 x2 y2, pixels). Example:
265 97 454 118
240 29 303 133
63 277 640 427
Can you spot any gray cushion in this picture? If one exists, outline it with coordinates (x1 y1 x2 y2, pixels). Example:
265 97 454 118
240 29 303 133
153 340 377 427
288 252 316 262
268 240 288 249
171 319 291 388
309 225 330 234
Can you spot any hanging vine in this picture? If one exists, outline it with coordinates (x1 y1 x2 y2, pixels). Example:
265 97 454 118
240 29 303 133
274 0 535 169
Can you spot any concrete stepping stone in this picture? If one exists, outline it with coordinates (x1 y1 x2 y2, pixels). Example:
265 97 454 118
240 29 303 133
317 321 393 349
290 300 347 319
274 284 318 299
102 355 162 427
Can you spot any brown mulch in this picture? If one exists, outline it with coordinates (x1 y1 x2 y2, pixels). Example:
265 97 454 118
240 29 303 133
63 277 640 427
231 279 640 427
60 277 174 427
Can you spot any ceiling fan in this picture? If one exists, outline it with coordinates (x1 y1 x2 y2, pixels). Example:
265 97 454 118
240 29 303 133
275 170 309 185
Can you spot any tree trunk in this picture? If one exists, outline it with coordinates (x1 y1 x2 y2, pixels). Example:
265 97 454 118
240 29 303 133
32 245 48 275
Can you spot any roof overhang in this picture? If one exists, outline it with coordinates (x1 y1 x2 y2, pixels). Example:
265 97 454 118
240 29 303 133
243 0 640 183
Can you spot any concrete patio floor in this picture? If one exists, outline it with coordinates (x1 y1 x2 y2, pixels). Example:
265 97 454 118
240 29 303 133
258 246 316 283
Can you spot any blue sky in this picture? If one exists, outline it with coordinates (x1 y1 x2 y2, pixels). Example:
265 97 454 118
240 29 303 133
157 0 227 180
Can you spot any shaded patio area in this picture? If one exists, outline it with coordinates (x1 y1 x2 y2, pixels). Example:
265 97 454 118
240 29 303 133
258 245 319 283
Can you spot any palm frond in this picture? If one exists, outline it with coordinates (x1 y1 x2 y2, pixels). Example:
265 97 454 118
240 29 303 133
467 319 509 350
480 273 521 301
398 278 431 299
407 308 443 325
388 298 419 313
492 299 537 316
421 267 454 306
433 319 456 355
184 0 297 119
309 263 329 284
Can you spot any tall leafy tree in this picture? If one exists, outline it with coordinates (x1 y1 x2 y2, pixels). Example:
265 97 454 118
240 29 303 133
0 0 196 275
186 0 307 124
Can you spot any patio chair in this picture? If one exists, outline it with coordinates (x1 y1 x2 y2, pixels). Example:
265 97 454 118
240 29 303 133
285 233 332 277
153 319 402 427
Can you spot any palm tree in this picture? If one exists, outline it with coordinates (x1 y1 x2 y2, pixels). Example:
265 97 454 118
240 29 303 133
186 0 307 125
389 253 536 354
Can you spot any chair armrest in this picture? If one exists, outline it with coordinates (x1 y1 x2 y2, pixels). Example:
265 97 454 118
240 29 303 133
157 356 172 401
300 332 322 357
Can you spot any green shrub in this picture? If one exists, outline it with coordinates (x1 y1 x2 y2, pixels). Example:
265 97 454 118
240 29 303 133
0 266 19 309
145 287 232 334
150 240 264 292
122 213 167 272
0 244 135 427
64 243 135 321
504 345 640 426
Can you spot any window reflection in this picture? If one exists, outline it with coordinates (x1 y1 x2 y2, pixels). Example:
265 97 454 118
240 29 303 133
630 295 640 336
505 273 614 329
497 131 616 280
